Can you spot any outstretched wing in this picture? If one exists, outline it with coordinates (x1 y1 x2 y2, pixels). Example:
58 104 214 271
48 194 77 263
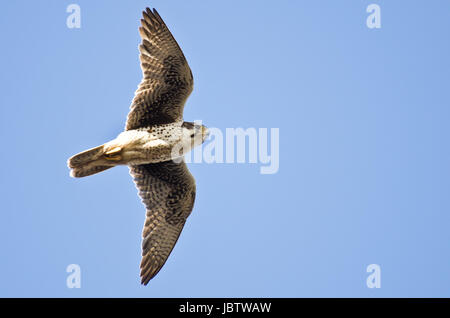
130 160 196 285
126 8 194 130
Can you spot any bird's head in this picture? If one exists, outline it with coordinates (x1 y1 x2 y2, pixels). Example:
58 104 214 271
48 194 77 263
169 121 209 161
182 121 209 146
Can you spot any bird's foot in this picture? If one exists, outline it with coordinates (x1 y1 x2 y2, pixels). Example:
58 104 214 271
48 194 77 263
104 147 122 161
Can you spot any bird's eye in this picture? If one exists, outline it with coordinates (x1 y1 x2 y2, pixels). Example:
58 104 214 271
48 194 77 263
190 133 195 138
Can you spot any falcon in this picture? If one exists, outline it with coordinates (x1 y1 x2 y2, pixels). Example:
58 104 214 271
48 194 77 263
67 7 208 285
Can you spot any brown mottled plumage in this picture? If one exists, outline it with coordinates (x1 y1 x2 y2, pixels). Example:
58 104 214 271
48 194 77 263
130 161 196 285
67 7 208 285
126 7 193 129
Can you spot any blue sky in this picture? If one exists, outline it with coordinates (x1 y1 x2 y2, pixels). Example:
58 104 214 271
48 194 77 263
1 0 449 297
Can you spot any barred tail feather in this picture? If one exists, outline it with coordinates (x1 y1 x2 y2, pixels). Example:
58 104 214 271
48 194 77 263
68 144 114 178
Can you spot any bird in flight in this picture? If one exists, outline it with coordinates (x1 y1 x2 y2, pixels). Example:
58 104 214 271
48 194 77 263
67 7 208 285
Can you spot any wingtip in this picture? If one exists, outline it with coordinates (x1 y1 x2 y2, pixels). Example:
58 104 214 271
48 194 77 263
140 272 153 286
143 7 152 16
143 7 156 20
152 8 165 24
142 7 164 26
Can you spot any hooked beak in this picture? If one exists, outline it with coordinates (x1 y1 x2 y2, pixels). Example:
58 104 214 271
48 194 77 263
202 126 210 139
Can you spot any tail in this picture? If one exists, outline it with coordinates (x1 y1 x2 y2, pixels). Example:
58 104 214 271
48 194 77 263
68 144 116 178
